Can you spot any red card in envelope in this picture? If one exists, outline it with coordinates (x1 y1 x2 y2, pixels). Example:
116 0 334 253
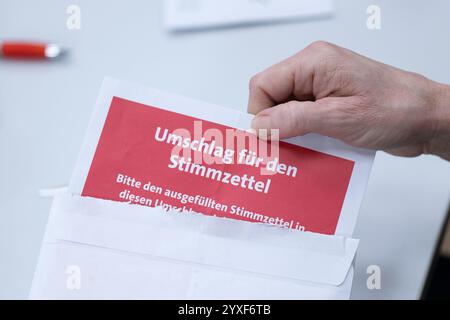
81 97 355 235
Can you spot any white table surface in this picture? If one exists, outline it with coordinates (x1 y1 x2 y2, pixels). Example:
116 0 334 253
1 0 449 299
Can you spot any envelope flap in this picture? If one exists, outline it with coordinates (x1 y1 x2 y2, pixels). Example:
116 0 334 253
47 194 359 287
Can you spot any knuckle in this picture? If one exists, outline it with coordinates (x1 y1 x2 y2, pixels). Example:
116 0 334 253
307 40 335 52
249 73 264 90
304 41 341 64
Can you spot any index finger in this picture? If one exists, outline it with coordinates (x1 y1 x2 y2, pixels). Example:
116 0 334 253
247 43 321 115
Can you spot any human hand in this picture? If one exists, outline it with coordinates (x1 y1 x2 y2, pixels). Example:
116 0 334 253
248 41 450 160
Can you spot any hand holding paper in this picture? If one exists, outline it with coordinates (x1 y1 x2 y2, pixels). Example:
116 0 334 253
249 41 450 161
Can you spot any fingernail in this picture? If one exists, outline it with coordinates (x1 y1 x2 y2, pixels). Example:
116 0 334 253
251 115 272 140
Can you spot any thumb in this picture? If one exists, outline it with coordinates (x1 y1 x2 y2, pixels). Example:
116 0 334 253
251 101 322 140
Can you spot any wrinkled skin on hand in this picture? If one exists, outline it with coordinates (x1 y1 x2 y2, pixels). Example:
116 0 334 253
248 41 450 161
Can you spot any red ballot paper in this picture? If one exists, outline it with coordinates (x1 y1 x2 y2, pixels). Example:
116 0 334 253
80 96 354 235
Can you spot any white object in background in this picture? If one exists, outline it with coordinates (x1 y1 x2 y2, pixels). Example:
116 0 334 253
164 0 334 31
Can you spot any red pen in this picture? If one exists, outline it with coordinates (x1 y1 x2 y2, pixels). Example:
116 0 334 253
0 41 67 59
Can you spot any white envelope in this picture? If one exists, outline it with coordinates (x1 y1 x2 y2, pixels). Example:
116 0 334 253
30 193 358 299
29 78 374 299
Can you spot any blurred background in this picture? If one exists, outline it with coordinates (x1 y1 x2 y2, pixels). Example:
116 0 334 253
1 0 449 299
